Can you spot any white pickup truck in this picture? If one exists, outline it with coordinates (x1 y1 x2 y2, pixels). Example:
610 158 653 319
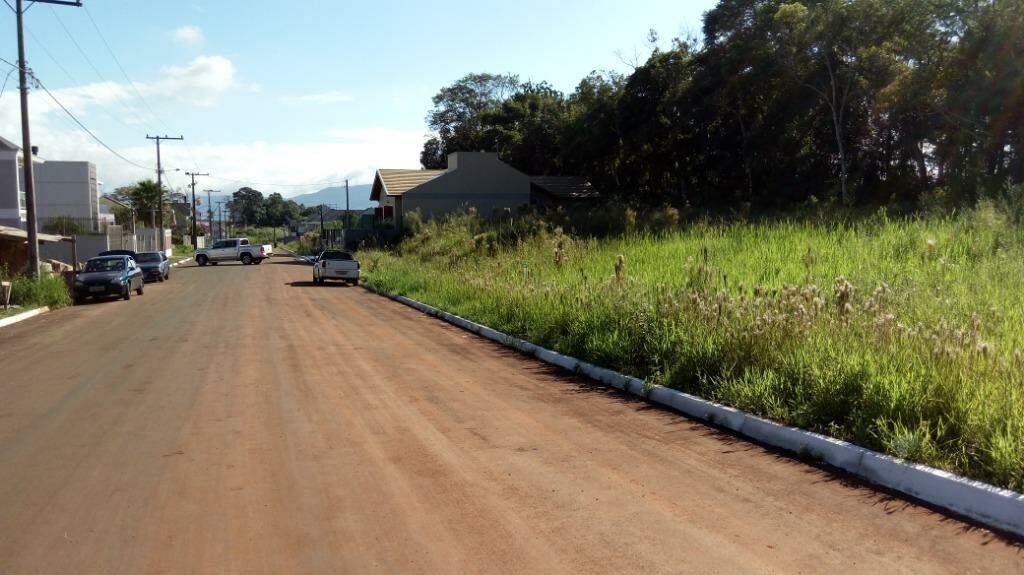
312 250 360 285
195 238 273 266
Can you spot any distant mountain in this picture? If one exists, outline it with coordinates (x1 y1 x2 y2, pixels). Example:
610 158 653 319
288 184 373 210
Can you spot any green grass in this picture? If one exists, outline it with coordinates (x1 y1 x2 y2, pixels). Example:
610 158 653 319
172 244 196 257
1 270 72 312
360 204 1024 491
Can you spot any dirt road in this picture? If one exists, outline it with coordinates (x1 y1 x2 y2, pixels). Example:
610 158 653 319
0 259 1020 574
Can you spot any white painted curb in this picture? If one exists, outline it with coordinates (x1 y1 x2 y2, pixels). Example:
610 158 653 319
0 306 50 329
170 257 193 268
364 283 1024 538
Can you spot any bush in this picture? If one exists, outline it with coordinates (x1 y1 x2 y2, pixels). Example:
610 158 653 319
4 271 71 309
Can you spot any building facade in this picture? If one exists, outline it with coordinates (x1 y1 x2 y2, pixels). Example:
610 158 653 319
34 161 100 231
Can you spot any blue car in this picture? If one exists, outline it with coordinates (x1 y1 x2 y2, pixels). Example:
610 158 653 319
73 255 145 304
134 251 171 282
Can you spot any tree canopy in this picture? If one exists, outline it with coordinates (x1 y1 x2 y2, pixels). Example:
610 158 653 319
420 0 1024 212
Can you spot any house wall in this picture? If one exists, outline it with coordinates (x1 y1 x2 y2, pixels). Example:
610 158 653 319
0 149 24 228
35 161 98 223
401 153 531 223
40 234 110 265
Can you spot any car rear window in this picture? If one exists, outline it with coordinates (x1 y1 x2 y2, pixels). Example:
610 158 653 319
321 251 353 261
134 253 162 263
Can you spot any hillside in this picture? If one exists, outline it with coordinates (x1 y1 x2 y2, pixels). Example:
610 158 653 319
289 184 373 209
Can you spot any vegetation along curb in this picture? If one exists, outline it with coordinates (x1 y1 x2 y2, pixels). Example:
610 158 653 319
0 307 50 330
362 283 1024 539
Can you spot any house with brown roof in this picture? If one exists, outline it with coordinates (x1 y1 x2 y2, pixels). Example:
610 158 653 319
371 152 595 229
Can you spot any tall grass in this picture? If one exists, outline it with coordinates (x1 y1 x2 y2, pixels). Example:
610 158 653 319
1 266 71 311
361 204 1024 491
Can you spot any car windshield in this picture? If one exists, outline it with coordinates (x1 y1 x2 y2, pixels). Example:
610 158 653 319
321 251 353 261
135 253 162 263
85 258 124 272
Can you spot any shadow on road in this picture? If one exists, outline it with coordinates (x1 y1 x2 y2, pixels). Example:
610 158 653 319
287 281 357 288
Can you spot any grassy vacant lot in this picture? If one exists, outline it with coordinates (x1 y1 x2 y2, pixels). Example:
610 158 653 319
361 205 1024 491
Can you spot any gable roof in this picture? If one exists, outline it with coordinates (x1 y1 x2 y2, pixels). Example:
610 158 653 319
530 176 598 200
0 135 20 152
371 169 445 201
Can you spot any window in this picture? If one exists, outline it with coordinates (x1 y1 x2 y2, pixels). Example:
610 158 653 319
321 251 353 261
85 258 125 272
240 239 249 246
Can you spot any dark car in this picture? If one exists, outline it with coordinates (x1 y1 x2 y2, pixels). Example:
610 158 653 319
73 255 145 304
134 251 170 282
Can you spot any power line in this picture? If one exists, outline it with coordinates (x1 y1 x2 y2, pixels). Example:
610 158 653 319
193 173 353 189
80 4 168 133
0 55 151 171
47 5 152 129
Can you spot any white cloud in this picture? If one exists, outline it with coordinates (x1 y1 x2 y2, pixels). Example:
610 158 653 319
157 56 237 106
172 25 205 47
282 91 355 104
0 55 422 197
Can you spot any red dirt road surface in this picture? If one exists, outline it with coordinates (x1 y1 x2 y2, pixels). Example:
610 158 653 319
0 259 1021 574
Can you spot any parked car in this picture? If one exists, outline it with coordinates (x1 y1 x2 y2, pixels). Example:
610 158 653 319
313 250 360 285
134 251 170 282
195 238 273 266
73 255 145 303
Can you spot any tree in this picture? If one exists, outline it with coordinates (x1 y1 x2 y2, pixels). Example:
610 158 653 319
227 187 265 227
423 73 521 159
110 180 177 228
262 193 302 227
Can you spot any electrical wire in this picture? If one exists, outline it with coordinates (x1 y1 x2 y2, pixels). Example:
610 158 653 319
0 55 151 171
48 5 152 129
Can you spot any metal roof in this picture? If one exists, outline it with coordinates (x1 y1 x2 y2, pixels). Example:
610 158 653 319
0 225 68 243
371 169 445 201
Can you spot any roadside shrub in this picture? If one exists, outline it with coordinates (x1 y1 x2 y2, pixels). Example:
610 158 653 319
8 273 71 309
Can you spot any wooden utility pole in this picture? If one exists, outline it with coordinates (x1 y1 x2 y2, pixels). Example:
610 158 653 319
146 135 183 251
185 171 208 249
345 179 351 229
13 0 82 277
205 190 214 242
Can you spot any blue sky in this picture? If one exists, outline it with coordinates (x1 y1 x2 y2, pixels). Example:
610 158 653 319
0 0 715 196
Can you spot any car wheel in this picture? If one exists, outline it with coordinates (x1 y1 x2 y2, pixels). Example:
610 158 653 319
158 274 165 282
196 255 208 266
74 295 83 305
137 282 144 295
123 286 131 301
165 271 170 280
240 253 253 265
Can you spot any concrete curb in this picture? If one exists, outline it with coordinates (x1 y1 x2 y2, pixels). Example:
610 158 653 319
170 257 193 268
0 306 50 329
363 283 1024 538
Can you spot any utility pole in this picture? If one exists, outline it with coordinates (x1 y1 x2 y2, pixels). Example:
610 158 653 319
13 0 82 278
319 204 326 247
146 134 183 251
215 201 225 239
345 179 351 230
205 190 214 243
185 171 208 249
